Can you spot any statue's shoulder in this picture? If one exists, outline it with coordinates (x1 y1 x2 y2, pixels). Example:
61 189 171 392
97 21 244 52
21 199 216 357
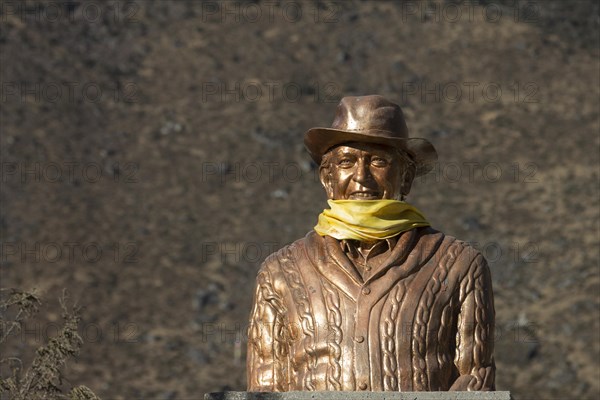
418 227 487 270
259 231 317 271
253 232 319 294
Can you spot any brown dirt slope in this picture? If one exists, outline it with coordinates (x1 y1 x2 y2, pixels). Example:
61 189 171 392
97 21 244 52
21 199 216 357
1 1 599 399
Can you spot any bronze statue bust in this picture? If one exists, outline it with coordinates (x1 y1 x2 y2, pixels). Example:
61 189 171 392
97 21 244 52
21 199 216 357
246 95 495 392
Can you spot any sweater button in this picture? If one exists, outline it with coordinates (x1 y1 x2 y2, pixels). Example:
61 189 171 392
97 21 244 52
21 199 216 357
355 335 365 343
362 287 371 295
359 382 368 390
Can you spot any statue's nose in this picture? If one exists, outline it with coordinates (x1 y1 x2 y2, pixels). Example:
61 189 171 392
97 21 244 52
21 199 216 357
354 158 372 183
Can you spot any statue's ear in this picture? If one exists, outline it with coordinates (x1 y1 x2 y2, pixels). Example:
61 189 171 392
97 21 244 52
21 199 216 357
400 167 416 197
319 167 334 199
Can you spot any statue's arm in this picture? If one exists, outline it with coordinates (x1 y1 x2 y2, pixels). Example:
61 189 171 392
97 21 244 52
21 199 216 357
451 252 496 391
246 266 289 391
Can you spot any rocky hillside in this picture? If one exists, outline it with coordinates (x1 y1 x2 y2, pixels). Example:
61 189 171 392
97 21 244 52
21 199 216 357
1 1 599 399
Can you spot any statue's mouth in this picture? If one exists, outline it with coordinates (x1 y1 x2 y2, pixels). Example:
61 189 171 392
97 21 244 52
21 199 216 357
348 191 381 200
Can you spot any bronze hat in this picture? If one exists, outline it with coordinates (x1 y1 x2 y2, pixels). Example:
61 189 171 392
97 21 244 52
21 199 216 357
304 95 438 176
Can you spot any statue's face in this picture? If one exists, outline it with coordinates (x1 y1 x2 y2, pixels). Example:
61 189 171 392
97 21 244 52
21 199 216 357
320 142 409 201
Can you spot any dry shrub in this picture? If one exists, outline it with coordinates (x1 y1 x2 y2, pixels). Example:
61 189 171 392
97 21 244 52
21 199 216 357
0 288 101 400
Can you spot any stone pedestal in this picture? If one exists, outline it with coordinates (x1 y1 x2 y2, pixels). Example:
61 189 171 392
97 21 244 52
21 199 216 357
204 392 513 400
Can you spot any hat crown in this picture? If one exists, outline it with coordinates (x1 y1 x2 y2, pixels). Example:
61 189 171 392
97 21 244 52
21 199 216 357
331 95 409 138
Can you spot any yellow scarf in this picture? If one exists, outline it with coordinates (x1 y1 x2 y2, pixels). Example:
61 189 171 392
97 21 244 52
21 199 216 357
314 199 430 241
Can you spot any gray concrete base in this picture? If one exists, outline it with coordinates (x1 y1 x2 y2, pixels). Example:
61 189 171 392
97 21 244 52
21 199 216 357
204 392 513 400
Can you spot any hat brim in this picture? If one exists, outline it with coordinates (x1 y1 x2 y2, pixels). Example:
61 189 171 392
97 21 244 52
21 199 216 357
304 127 438 176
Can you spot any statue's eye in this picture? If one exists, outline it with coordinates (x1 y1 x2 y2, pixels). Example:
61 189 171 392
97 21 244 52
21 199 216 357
338 158 354 167
371 157 389 167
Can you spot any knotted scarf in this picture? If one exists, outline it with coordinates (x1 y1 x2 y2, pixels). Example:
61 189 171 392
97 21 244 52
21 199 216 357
314 199 430 241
